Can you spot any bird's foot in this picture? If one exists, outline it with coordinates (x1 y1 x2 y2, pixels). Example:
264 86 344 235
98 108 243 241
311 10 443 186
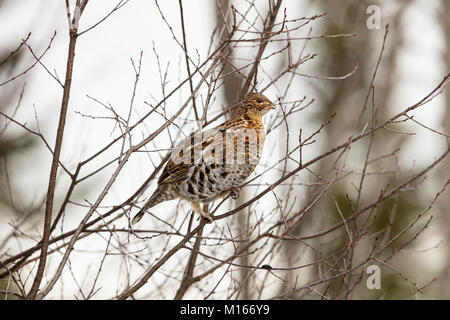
230 187 241 199
200 212 213 223
190 201 213 223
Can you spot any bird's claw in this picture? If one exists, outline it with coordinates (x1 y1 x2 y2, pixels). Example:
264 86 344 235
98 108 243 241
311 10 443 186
201 214 213 223
230 187 241 199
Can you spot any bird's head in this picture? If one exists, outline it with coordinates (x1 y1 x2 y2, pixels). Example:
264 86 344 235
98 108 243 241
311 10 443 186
241 92 275 118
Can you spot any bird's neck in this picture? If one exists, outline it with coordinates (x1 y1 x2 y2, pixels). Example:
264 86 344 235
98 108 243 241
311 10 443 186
232 109 264 128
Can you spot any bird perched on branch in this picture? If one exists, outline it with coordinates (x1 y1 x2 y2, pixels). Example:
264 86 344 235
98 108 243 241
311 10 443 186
132 92 275 224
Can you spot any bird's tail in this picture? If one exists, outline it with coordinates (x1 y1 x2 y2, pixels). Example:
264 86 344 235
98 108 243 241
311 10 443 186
131 184 174 224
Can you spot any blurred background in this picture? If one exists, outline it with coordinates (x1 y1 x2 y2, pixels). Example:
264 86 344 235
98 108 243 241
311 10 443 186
0 0 449 299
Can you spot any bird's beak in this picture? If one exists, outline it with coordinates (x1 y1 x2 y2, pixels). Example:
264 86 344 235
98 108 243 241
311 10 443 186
268 104 275 110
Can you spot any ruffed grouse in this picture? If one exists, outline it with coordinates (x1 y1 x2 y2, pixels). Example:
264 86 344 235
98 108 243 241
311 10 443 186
132 92 275 224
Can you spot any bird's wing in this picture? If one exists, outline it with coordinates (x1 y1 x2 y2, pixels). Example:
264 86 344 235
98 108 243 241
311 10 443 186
157 127 219 185
157 161 190 185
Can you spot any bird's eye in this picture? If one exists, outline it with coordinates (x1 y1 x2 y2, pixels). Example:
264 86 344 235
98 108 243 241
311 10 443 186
256 98 263 103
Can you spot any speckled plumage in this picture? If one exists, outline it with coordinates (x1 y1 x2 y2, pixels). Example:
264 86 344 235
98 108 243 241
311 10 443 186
132 92 275 224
